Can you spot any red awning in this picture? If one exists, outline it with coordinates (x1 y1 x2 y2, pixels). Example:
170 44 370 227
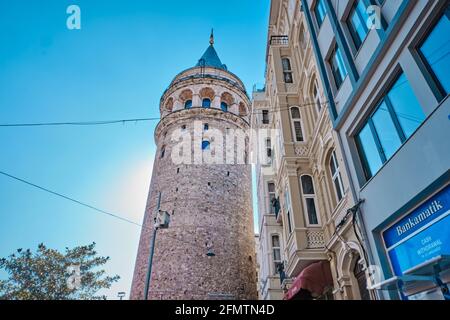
284 260 333 300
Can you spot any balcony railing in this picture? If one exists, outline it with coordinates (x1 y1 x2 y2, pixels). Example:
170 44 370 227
270 35 289 46
306 230 325 249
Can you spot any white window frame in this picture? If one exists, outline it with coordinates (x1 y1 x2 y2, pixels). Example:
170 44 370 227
281 57 293 83
290 106 305 142
267 181 276 214
300 174 321 226
330 150 345 202
271 234 282 275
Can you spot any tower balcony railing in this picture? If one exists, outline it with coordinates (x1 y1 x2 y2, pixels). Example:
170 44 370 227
270 35 289 46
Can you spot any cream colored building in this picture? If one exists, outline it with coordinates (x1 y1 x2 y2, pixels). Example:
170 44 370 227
253 0 373 300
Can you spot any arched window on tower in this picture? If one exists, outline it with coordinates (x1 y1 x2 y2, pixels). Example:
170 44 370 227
300 175 320 226
202 140 210 150
202 98 211 108
160 145 166 159
180 89 193 109
221 92 234 112
221 102 228 112
290 107 304 142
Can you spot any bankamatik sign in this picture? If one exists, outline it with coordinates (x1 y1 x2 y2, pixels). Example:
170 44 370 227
383 184 450 276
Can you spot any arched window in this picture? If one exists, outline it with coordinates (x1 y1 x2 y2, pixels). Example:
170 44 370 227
281 57 293 83
184 100 192 109
202 140 210 150
330 150 345 202
221 102 228 112
221 92 233 112
160 145 166 159
271 235 282 275
290 107 304 142
300 175 319 225
313 81 321 113
203 123 209 131
202 98 211 108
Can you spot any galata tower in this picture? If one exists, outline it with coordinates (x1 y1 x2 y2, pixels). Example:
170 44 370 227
130 32 257 300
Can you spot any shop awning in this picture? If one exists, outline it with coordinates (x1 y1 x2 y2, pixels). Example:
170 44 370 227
284 260 333 300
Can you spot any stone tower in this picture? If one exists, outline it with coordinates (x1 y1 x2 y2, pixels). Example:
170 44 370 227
130 33 257 300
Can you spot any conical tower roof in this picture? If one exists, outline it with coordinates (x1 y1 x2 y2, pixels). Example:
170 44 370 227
195 30 227 70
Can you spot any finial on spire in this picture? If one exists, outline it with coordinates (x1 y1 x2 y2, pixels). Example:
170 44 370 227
209 28 214 45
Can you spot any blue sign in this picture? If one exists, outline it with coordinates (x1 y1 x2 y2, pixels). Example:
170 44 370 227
383 185 450 276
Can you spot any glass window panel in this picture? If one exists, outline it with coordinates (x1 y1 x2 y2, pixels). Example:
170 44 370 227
348 0 370 49
202 98 211 108
306 198 318 225
294 121 303 141
330 47 348 89
315 0 327 27
371 102 402 160
202 140 210 150
184 100 192 109
273 249 281 261
290 107 300 119
333 176 343 201
357 123 383 177
330 153 337 175
419 11 450 94
301 176 315 194
284 72 293 83
272 235 280 247
221 102 228 112
282 58 291 71
387 73 425 138
262 110 269 123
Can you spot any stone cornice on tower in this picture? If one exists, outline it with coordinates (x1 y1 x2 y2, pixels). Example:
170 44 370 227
155 107 250 142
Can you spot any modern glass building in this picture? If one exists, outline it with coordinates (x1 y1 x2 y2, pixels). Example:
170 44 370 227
301 0 450 300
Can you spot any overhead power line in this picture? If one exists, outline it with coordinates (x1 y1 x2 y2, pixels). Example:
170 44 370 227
0 117 161 127
0 170 221 252
0 170 143 228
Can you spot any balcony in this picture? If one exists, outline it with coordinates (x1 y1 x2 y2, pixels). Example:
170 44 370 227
284 228 327 277
270 35 289 46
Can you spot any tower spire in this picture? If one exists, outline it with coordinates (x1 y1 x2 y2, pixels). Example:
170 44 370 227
209 28 214 46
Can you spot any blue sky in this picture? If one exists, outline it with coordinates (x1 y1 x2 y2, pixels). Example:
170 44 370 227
0 0 269 299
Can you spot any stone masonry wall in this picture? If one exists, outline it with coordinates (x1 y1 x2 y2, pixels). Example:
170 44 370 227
130 108 258 300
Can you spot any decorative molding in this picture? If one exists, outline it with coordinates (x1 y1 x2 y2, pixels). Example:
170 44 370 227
306 230 325 248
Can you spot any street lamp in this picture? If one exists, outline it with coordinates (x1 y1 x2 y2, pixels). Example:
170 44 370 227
117 292 126 300
143 209 170 300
